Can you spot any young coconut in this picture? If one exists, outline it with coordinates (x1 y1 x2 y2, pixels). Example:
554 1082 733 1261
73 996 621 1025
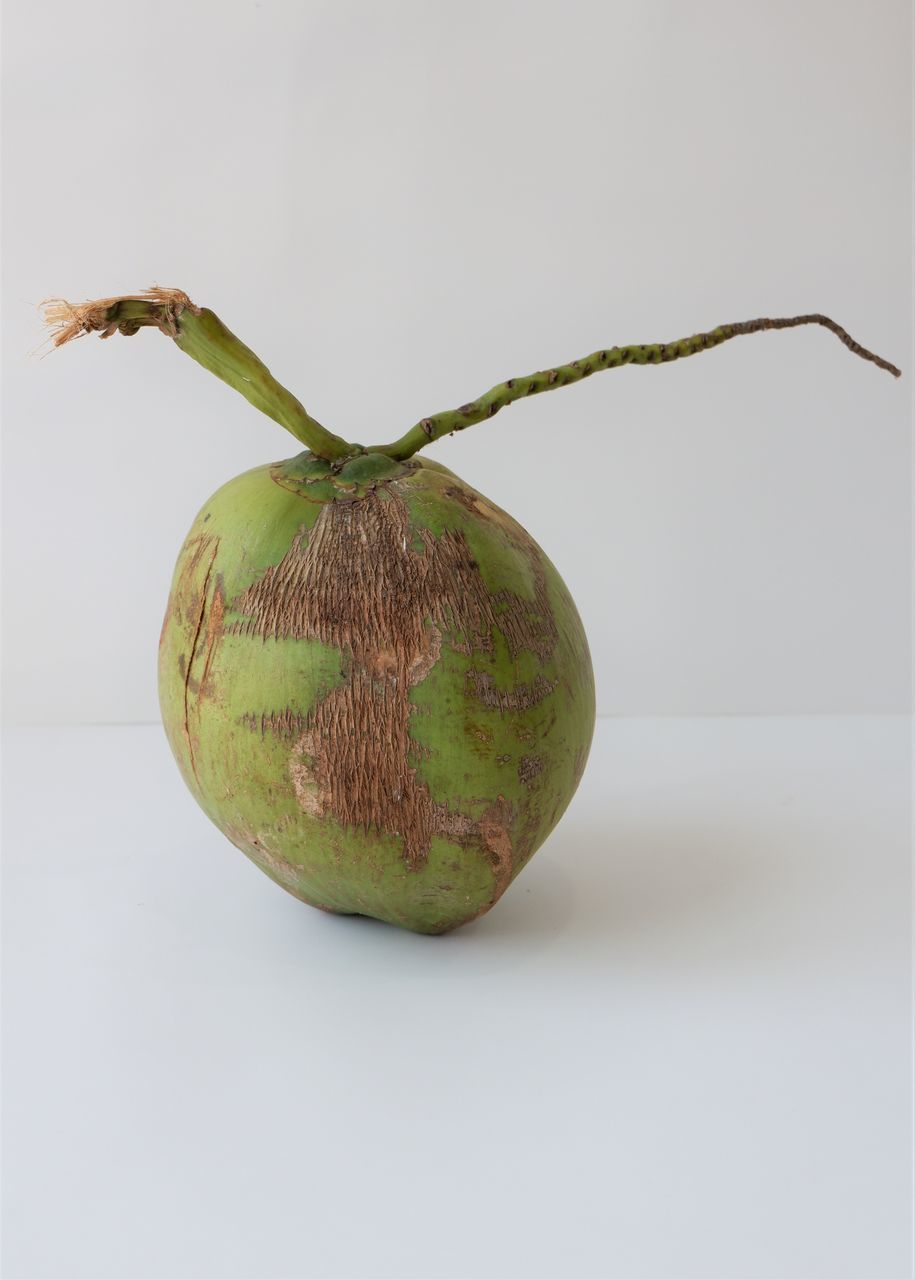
44 290 901 934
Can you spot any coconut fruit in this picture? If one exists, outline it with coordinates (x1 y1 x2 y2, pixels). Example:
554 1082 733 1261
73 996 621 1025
44 289 900 933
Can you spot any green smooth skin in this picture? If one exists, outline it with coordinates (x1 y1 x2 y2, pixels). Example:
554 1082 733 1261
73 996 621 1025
158 453 595 934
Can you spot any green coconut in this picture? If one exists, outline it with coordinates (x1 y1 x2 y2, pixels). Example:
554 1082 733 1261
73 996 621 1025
44 289 900 933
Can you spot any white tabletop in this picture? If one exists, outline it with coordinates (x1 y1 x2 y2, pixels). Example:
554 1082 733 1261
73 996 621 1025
2 718 911 1280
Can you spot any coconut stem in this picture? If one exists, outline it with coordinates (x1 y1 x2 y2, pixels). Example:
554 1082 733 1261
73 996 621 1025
368 313 902 461
42 288 356 462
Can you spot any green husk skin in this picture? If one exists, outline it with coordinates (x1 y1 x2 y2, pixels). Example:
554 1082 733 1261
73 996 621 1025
158 453 595 934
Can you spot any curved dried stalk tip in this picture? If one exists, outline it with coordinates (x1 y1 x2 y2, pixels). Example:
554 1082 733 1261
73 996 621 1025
368 312 902 460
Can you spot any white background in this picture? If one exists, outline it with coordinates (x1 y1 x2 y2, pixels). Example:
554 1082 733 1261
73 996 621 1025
3 718 911 1280
2 5 912 1280
2 0 910 723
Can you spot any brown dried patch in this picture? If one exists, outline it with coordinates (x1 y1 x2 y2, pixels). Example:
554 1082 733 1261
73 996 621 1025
518 755 544 785
240 709 311 739
232 490 555 873
233 491 551 661
441 486 557 663
442 481 549 547
178 535 220 784
466 670 557 712
465 721 494 760
199 580 225 697
441 484 480 514
479 798 514 895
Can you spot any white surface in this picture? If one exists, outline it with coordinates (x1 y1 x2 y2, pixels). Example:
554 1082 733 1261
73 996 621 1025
2 718 911 1280
1 0 910 723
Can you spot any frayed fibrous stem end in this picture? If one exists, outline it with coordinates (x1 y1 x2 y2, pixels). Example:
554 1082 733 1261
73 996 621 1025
42 286 356 461
41 287 200 346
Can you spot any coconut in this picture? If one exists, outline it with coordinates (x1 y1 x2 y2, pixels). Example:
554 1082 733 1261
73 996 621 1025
44 289 900 933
